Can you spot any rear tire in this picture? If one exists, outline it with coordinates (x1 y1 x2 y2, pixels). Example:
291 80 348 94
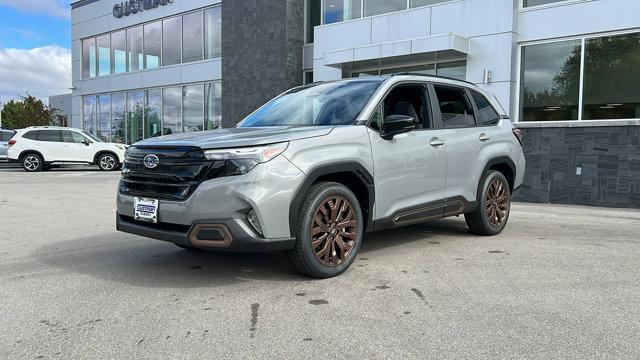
21 153 43 172
465 171 511 236
288 182 364 278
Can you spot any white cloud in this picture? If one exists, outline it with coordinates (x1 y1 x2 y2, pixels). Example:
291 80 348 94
0 46 71 104
0 0 69 19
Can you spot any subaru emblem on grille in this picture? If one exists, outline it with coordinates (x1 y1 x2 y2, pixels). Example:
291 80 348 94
143 154 159 169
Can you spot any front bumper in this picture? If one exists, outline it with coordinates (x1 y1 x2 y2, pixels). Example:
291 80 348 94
116 155 305 251
116 214 295 252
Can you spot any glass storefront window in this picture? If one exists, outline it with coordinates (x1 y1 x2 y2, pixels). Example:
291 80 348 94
144 22 161 69
520 40 581 121
582 32 640 120
205 82 222 130
127 26 143 72
306 0 321 43
82 38 96 79
204 7 222 59
364 0 406 17
145 89 162 138
97 94 111 141
323 0 362 24
97 34 110 76
111 30 127 74
183 85 204 132
410 0 450 8
380 64 435 76
127 91 144 144
111 93 126 144
183 11 204 63
162 16 182 66
437 61 466 80
163 87 182 135
523 0 565 7
83 96 96 134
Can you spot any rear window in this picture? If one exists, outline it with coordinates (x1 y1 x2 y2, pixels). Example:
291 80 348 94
0 131 15 141
23 131 39 140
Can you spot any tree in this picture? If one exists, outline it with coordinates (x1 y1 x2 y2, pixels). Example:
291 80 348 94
0 95 61 129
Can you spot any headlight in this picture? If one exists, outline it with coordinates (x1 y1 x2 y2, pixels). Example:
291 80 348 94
203 142 289 176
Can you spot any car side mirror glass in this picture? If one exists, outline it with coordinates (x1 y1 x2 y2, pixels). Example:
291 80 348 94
381 115 417 140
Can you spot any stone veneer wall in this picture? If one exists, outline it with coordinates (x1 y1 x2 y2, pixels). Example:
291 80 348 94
221 0 304 127
515 126 640 208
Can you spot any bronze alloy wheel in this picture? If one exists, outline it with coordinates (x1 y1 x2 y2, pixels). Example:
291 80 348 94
486 179 509 227
311 196 358 267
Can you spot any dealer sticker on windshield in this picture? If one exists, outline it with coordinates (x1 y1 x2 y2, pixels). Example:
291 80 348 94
134 197 159 223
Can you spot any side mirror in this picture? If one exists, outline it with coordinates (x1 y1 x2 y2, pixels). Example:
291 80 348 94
83 139 91 146
381 115 417 140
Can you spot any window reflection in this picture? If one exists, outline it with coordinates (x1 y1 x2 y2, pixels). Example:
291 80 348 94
183 11 203 63
144 22 161 69
183 85 204 132
82 38 96 79
127 91 144 144
364 0 405 17
111 93 126 144
163 16 182 66
205 82 222 130
145 89 162 138
127 26 143 72
111 31 127 74
323 0 361 24
97 94 111 141
205 7 222 59
583 32 640 120
520 40 581 121
163 87 182 135
97 35 110 76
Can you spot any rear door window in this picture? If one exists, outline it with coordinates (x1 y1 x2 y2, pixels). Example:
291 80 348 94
38 130 63 142
433 85 477 128
470 90 500 126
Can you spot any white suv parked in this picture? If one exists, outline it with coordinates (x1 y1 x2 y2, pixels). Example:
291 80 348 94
7 127 127 172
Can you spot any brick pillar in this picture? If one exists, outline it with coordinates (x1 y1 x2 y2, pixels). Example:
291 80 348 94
221 0 304 127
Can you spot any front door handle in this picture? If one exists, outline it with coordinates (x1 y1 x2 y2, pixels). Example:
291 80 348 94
479 133 491 142
430 138 445 147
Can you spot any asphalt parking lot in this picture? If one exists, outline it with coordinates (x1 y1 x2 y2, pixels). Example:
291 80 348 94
1 167 639 359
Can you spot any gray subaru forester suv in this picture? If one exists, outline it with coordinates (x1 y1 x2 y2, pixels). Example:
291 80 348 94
116 75 525 278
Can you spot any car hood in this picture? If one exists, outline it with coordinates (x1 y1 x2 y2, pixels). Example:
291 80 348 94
133 126 335 149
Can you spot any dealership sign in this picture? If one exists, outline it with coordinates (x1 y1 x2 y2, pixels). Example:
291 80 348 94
113 0 173 18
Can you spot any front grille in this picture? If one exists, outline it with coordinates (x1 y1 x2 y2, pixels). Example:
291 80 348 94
119 146 223 201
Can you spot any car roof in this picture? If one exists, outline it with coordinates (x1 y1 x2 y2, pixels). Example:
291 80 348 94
18 126 83 132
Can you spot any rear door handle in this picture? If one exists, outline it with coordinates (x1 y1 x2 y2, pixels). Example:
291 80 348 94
479 133 491 142
430 138 445 147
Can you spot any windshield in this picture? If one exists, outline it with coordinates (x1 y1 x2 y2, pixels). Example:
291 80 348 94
82 131 103 142
238 80 383 127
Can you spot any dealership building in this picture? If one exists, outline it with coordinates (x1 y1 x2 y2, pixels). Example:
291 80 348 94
62 0 639 208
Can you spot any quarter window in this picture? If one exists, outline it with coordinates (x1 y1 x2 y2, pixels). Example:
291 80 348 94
24 131 39 140
434 85 476 128
470 91 500 126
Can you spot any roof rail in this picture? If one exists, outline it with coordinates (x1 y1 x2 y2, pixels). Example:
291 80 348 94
391 73 477 86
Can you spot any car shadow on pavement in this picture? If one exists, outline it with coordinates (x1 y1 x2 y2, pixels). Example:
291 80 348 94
33 218 473 287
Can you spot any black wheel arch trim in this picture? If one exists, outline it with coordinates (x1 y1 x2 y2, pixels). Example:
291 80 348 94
475 156 517 202
288 162 375 236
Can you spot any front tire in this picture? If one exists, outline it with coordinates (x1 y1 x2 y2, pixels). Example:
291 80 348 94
22 153 43 172
97 153 118 171
288 182 364 278
465 171 511 236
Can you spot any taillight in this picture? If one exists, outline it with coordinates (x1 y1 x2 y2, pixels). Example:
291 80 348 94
512 128 523 146
7 139 16 147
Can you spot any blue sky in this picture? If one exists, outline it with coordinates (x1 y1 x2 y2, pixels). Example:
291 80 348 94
0 0 71 104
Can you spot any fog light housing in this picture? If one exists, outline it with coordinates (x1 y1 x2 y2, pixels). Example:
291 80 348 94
247 210 263 236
